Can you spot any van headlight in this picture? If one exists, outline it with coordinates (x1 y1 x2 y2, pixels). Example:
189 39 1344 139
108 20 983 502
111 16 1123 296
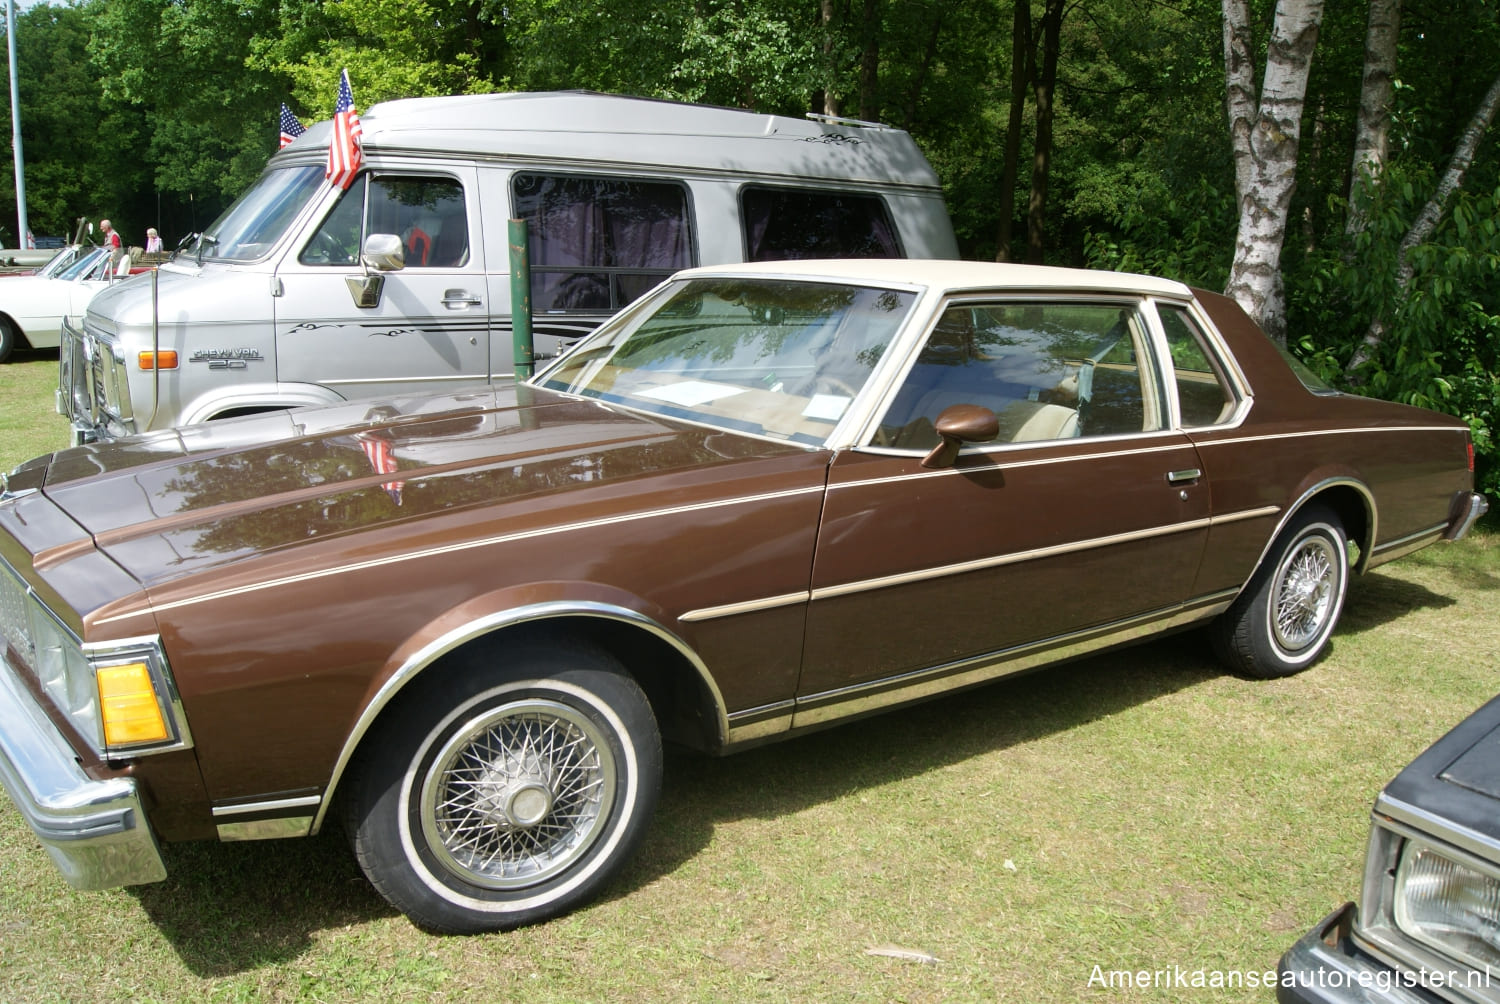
1394 838 1500 971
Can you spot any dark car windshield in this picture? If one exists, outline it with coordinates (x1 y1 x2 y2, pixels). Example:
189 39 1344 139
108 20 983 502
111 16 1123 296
538 276 917 445
187 165 326 263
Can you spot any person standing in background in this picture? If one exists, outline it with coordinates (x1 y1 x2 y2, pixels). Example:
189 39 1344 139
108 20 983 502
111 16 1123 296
145 228 163 253
99 219 123 266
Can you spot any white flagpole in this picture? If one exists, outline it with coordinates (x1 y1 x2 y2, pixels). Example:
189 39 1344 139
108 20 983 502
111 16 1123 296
6 0 27 249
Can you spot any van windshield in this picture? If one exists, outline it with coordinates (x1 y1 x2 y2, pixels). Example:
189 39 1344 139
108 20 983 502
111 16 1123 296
189 165 325 263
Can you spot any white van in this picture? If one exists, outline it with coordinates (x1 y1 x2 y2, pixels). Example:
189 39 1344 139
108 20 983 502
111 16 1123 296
59 91 958 443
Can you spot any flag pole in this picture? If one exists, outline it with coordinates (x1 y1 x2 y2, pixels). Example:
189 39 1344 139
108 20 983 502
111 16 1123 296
6 0 28 249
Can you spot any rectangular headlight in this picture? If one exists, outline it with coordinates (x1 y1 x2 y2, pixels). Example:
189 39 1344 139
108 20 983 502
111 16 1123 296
1395 838 1500 972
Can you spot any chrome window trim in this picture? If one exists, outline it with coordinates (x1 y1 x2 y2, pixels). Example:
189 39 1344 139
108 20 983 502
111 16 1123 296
310 600 729 835
1141 297 1253 432
849 428 1196 464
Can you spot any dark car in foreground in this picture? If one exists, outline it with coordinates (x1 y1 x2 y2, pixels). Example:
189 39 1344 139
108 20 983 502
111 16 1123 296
0 259 1488 932
1280 696 1500 1004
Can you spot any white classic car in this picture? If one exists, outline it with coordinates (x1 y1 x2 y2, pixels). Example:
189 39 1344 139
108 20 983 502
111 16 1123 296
0 247 125 362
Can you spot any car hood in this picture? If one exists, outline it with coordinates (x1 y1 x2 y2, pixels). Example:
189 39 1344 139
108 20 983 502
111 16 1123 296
22 385 813 589
1380 694 1500 847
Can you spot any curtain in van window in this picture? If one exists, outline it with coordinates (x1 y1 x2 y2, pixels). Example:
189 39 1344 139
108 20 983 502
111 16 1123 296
513 174 692 312
742 187 900 261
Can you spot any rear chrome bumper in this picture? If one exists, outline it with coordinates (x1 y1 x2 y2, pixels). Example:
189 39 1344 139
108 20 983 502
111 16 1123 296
1445 492 1489 541
0 649 166 890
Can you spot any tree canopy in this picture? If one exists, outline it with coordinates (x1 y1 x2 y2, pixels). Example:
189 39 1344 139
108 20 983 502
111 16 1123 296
1 0 1496 490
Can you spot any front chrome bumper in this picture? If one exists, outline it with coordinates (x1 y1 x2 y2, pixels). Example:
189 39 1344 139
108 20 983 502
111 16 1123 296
0 648 166 890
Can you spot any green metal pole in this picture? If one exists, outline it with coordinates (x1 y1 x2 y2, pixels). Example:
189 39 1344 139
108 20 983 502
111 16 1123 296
507 219 535 381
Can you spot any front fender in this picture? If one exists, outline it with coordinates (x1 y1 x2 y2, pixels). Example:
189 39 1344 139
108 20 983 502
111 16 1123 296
178 381 348 426
309 581 727 834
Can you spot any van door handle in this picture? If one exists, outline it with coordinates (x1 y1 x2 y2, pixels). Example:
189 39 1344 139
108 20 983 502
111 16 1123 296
1166 468 1202 484
441 289 482 309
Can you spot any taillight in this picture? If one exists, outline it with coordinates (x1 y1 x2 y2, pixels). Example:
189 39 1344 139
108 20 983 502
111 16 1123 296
1469 439 1477 473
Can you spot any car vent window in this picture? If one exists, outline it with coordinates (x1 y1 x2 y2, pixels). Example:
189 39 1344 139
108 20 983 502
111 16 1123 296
1158 305 1238 426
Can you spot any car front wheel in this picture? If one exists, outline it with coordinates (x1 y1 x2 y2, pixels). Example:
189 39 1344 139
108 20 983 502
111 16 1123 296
344 641 662 933
1211 506 1349 678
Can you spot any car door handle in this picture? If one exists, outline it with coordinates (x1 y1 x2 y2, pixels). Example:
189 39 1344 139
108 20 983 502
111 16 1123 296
441 289 482 308
1166 468 1202 484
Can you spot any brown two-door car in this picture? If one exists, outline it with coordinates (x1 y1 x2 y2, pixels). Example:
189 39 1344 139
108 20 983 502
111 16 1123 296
0 259 1487 932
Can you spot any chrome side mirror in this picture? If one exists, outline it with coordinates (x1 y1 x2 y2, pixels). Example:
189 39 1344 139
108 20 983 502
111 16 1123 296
361 233 405 272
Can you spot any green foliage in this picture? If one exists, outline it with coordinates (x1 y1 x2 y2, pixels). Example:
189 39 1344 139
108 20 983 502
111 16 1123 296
1081 177 1236 289
1290 168 1500 495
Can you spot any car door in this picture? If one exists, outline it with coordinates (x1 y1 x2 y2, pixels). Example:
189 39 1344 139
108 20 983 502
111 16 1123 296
794 296 1213 724
274 168 489 400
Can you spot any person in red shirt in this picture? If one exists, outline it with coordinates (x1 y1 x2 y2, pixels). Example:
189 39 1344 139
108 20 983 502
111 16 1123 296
99 219 123 267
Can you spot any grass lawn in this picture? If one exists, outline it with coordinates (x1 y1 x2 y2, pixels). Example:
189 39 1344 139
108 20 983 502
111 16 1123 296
1 347 1497 1001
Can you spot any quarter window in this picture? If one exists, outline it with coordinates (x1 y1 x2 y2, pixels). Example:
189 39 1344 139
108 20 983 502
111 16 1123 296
742 186 901 261
300 175 469 268
1158 305 1237 426
512 173 694 313
876 301 1164 449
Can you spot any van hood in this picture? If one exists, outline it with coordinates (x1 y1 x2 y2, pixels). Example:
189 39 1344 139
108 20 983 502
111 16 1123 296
83 262 274 337
17 385 811 589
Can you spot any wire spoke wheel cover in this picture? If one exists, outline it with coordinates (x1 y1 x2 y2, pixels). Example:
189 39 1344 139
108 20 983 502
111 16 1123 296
419 699 616 889
1269 535 1338 654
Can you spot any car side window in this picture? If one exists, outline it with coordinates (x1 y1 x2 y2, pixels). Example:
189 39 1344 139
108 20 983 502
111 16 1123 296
741 186 901 261
875 301 1164 450
300 175 468 268
512 172 694 314
1157 304 1236 426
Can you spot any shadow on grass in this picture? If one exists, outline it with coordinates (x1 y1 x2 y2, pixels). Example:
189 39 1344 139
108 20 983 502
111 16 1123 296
125 564 1456 973
128 828 394 977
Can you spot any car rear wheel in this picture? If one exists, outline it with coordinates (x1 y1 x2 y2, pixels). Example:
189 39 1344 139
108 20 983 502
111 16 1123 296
0 319 16 363
344 641 662 932
1210 506 1349 678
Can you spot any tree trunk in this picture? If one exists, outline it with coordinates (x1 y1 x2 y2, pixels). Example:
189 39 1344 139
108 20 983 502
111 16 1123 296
1026 0 1064 265
1345 0 1401 238
858 0 881 122
902 11 944 130
1346 69 1500 373
1222 0 1325 344
820 0 840 117
996 0 1031 263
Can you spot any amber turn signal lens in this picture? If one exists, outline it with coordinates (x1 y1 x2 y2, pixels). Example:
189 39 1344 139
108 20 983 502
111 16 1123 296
97 662 171 746
137 350 179 370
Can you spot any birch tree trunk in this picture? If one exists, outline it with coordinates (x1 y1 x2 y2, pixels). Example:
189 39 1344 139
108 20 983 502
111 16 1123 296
1345 69 1500 374
1345 0 1402 238
1222 0 1324 344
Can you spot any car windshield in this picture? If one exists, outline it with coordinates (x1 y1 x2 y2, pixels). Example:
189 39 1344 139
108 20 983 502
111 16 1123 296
187 164 326 263
57 248 109 281
37 246 86 278
537 276 918 444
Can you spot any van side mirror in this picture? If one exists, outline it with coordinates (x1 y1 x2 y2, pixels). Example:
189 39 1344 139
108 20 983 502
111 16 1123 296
361 233 405 272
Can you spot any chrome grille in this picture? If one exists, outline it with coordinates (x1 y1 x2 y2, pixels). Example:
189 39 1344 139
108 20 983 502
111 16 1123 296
91 346 108 417
0 557 33 668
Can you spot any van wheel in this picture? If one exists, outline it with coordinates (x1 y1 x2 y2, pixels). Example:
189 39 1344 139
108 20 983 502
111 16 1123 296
344 641 662 933
1211 506 1349 678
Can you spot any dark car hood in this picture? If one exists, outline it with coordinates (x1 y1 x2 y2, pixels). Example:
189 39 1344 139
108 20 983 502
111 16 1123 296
1380 694 1500 847
28 385 812 588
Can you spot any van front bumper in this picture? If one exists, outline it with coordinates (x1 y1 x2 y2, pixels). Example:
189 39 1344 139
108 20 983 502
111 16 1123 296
0 649 166 890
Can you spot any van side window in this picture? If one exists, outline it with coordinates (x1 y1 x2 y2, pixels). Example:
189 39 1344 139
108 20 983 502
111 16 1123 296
512 173 694 313
300 175 468 268
741 186 901 261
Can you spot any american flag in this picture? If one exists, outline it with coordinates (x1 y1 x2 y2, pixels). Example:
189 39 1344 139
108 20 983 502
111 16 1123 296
358 433 405 506
278 104 306 149
325 69 363 190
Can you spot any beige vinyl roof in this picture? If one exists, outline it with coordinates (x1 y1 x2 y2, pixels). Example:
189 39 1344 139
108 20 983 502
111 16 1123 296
677 258 1197 298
